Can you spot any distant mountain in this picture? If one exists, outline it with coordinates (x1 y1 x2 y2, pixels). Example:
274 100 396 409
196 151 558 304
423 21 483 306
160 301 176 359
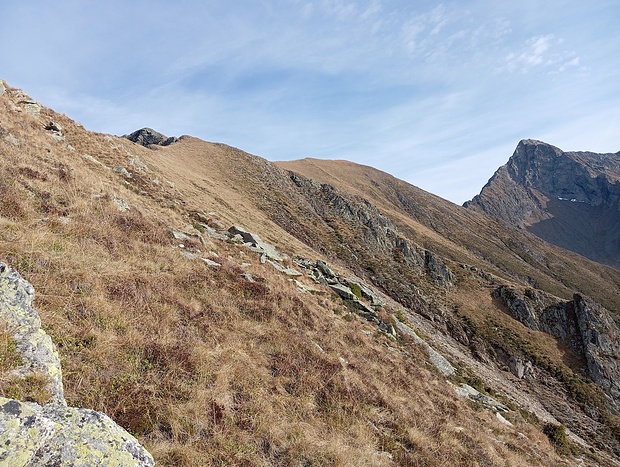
123 127 178 147
465 140 620 268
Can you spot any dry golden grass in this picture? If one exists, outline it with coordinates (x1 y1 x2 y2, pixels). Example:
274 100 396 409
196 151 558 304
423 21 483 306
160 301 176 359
277 158 620 315
0 85 579 465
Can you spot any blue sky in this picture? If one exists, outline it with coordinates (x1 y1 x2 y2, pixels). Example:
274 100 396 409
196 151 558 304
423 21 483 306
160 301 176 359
1 1 618 203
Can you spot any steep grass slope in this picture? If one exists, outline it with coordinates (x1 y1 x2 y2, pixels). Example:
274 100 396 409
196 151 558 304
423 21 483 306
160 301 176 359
0 81 613 465
276 157 620 459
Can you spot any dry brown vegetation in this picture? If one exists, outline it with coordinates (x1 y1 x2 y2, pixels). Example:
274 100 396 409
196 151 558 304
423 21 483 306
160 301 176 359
0 83 599 465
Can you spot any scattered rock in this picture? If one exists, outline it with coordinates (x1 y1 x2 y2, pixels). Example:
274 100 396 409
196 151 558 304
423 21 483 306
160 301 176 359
44 121 62 133
129 156 147 172
171 230 191 241
112 197 130 212
345 278 385 307
228 234 244 244
228 226 283 261
508 356 536 380
294 281 320 294
112 166 132 178
181 250 199 260
453 383 509 412
0 80 5 96
267 260 302 277
509 356 526 379
316 260 336 278
496 412 513 426
20 100 41 116
202 258 221 267
80 154 106 168
1 126 20 146
394 321 456 377
329 283 357 300
194 222 229 241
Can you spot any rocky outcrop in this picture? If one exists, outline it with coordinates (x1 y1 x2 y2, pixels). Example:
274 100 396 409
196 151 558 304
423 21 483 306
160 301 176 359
287 172 454 289
573 295 620 400
0 264 154 466
294 257 383 322
494 285 620 402
465 139 620 267
452 383 509 412
344 278 386 307
21 101 41 116
124 127 177 147
0 264 65 405
228 226 283 261
0 80 6 96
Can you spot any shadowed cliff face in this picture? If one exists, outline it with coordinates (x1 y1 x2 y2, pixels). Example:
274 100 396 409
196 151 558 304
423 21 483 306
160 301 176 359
465 140 620 268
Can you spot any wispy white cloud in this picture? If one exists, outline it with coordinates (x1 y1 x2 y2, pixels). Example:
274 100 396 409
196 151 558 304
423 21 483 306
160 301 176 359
501 34 554 73
0 0 618 203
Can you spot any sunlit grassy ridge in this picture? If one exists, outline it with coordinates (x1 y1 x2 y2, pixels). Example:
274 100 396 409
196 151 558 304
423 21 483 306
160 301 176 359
0 82 606 465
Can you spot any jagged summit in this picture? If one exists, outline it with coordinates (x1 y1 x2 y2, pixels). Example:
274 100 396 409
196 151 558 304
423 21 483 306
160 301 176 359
123 127 178 147
465 139 620 267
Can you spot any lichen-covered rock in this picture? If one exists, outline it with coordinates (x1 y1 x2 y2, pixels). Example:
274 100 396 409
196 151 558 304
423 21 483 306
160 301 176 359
20 100 41 116
0 264 155 466
0 263 64 405
0 397 154 466
345 278 385 307
328 283 357 300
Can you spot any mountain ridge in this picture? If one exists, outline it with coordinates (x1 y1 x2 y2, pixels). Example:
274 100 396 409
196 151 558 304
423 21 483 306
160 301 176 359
2 79 620 465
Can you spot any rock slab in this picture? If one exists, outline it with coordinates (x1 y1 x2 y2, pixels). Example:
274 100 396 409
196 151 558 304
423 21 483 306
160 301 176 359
0 398 154 466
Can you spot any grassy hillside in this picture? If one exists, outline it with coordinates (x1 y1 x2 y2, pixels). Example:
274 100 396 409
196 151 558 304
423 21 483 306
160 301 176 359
0 82 612 465
277 158 620 315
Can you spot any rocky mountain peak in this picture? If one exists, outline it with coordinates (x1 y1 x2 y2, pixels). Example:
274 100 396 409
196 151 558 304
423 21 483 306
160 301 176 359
123 127 177 148
466 140 620 267
506 140 564 185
